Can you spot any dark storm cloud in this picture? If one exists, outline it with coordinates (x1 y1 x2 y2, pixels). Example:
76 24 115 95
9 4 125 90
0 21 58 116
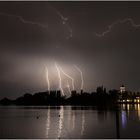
1 1 140 98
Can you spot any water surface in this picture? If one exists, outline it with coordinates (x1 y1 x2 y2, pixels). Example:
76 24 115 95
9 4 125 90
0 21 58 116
0 105 140 138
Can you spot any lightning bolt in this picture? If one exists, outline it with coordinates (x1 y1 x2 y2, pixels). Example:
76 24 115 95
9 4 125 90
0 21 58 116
0 9 72 39
56 11 73 39
0 12 48 29
56 10 68 25
45 66 50 94
48 3 73 39
55 62 64 96
66 25 73 39
59 66 74 91
66 80 71 95
74 65 84 90
95 18 140 37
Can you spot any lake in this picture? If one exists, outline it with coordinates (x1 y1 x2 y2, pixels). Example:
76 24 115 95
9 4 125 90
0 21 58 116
0 104 140 138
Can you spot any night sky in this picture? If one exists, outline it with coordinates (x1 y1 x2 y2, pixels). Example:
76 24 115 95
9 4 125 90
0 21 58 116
1 1 140 99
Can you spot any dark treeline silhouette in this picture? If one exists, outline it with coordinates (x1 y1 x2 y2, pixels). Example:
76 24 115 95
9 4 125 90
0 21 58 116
0 86 140 106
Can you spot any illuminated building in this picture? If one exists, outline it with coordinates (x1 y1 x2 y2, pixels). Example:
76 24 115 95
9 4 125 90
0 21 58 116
120 85 125 93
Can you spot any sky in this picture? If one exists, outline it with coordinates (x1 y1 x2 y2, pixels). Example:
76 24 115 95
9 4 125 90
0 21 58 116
0 1 140 99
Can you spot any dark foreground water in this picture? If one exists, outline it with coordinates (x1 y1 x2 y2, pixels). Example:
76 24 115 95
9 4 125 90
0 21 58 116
0 104 140 138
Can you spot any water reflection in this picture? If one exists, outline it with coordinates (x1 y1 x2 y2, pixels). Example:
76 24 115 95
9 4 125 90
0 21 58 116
118 104 140 138
9 105 140 138
67 106 72 131
120 104 130 129
120 104 140 128
97 110 107 122
44 105 140 138
121 111 127 129
46 106 50 138
121 104 140 117
57 106 64 138
116 108 120 139
81 110 85 136
72 110 75 130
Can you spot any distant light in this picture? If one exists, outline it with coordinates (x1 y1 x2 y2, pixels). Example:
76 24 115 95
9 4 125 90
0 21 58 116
138 104 140 119
127 104 130 111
